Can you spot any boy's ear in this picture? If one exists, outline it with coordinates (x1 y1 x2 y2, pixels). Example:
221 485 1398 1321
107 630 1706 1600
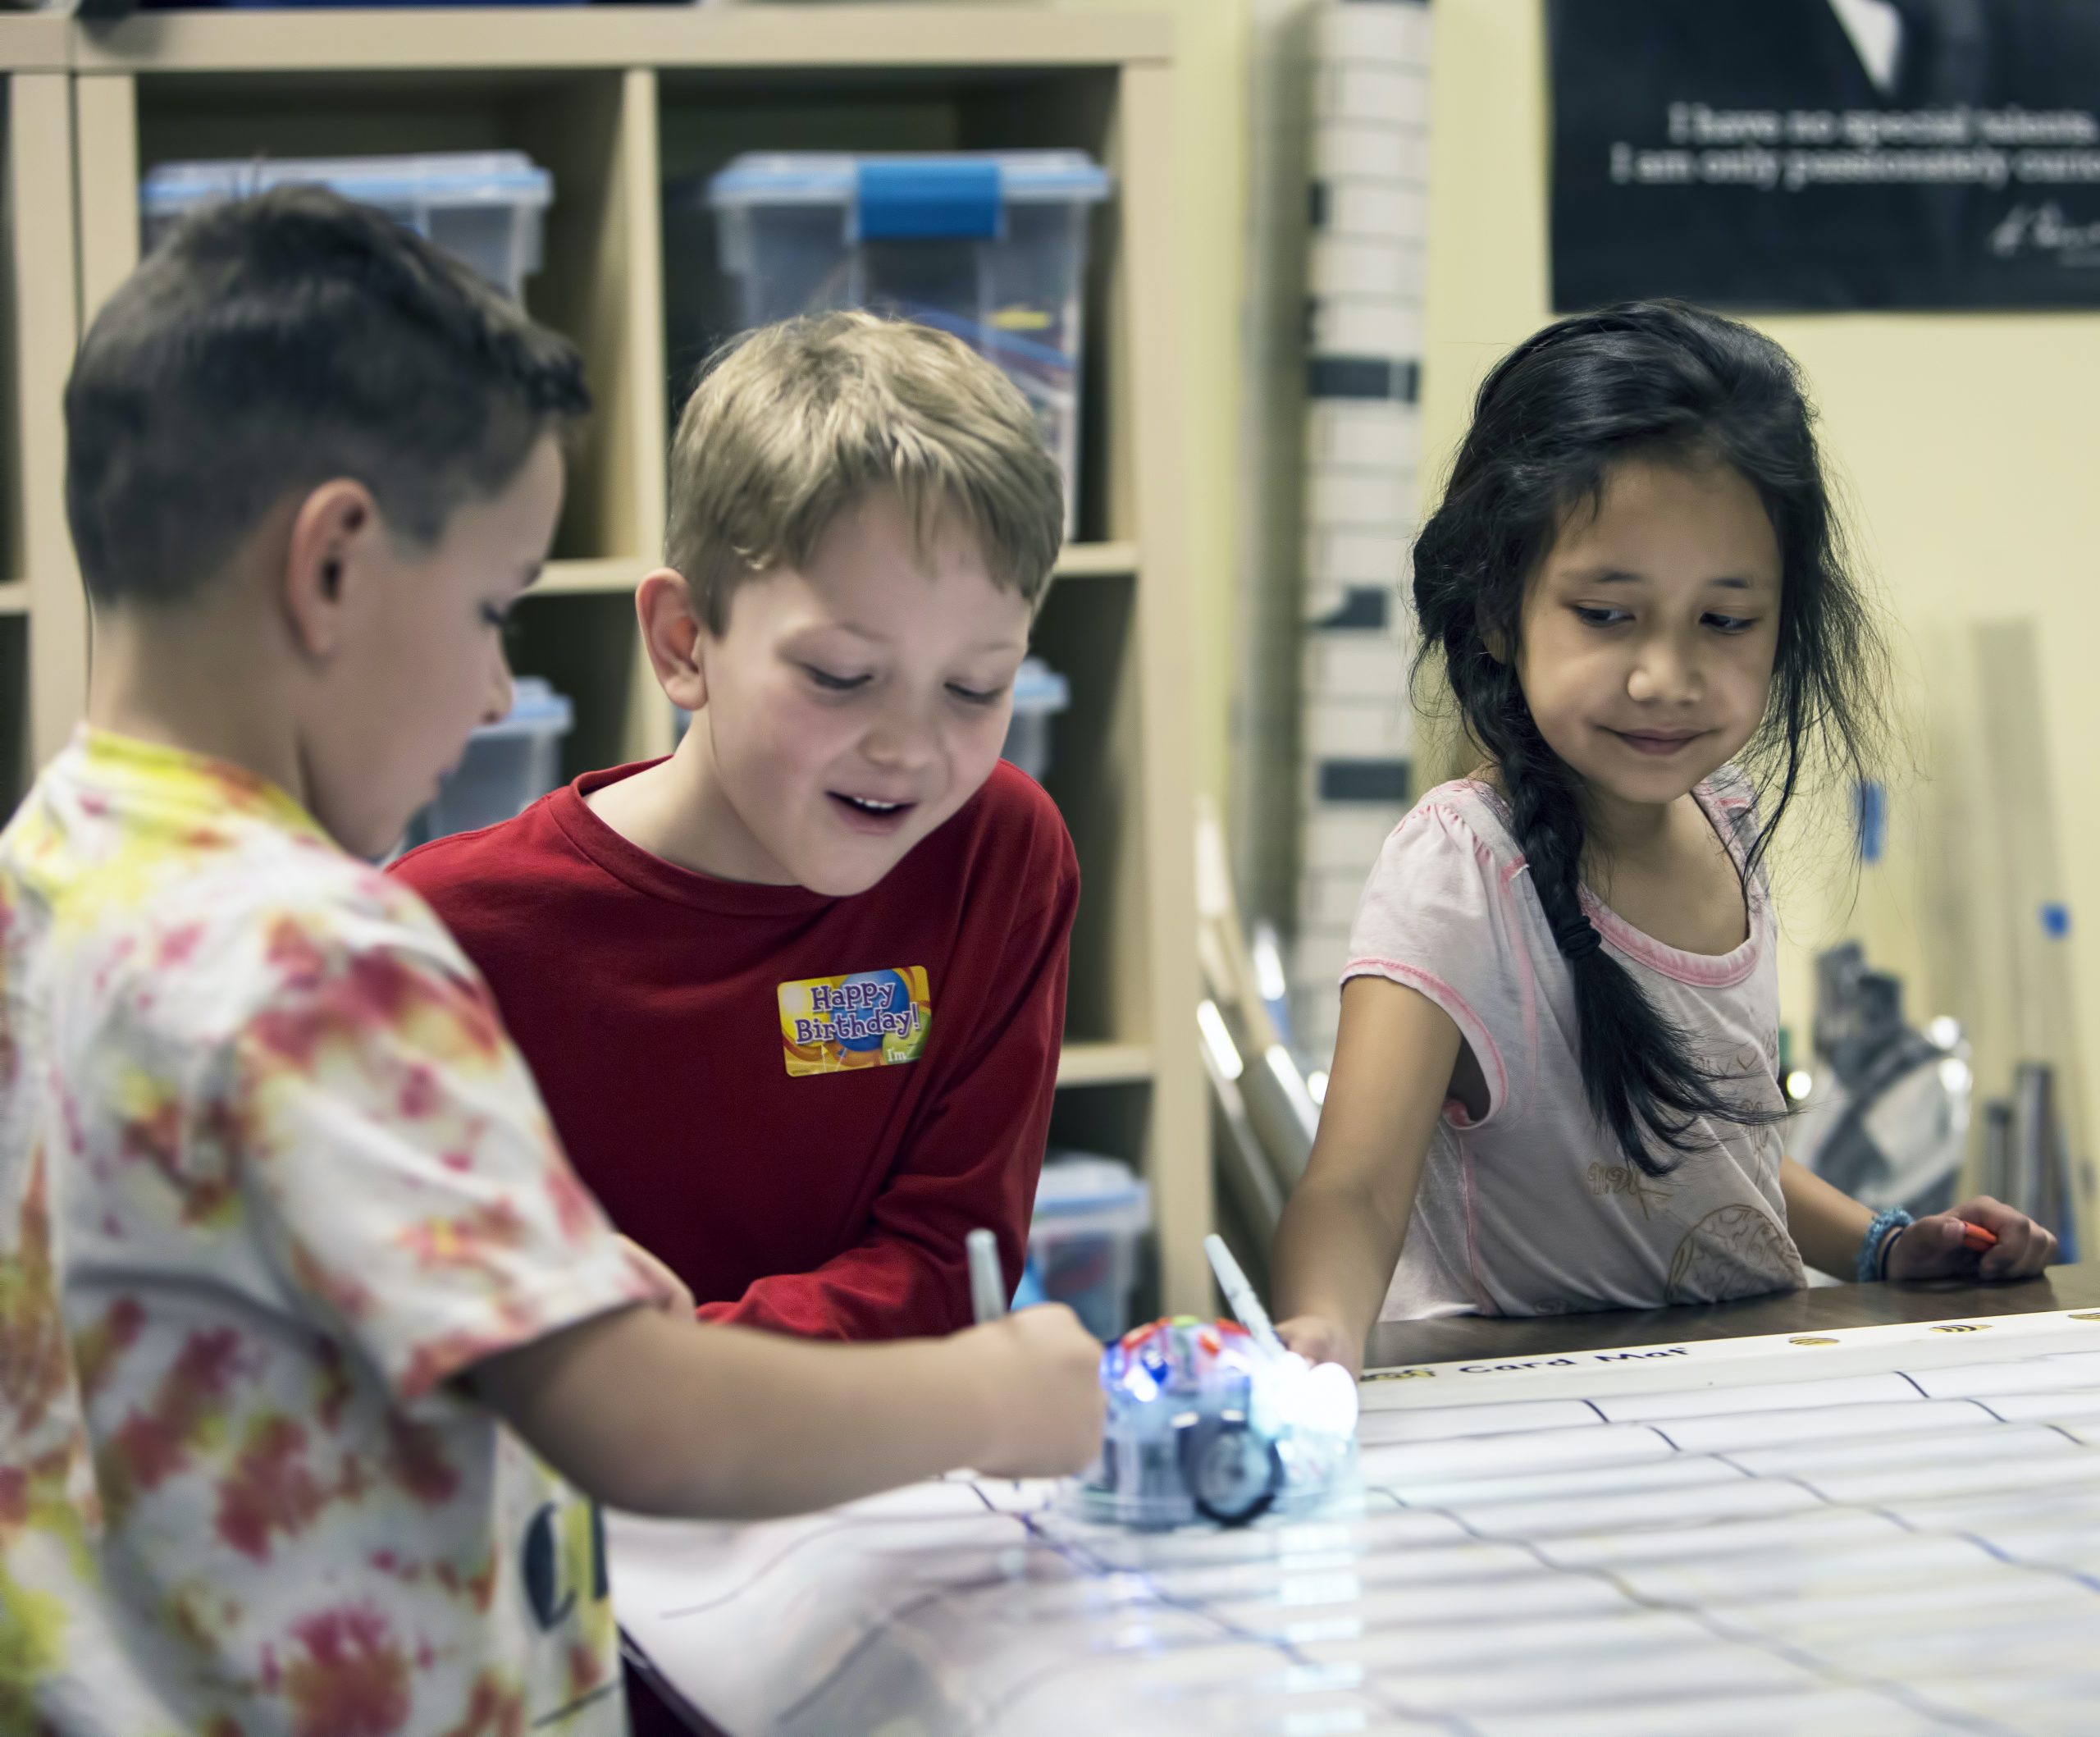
283 479 381 661
636 569 711 711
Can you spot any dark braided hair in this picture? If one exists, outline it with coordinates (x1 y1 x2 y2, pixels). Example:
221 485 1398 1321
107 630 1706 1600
1412 301 1885 1176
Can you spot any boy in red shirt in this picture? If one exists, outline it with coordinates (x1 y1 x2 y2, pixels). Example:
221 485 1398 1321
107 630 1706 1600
395 312 1077 1341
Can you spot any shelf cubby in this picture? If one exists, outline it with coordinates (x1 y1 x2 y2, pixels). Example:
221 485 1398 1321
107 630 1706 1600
1032 568 1145 1051
506 589 660 787
121 67 663 570
656 59 1125 544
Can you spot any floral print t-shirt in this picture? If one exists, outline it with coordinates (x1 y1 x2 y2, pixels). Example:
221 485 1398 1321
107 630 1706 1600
0 731 666 1736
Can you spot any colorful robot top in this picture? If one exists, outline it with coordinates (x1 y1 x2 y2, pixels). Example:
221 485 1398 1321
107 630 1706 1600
1067 1316 1359 1529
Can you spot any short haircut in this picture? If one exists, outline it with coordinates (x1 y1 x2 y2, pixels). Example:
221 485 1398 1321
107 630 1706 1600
665 312 1066 632
66 184 591 606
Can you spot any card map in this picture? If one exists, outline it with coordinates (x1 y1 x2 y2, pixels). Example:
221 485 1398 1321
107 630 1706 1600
608 1308 2100 1736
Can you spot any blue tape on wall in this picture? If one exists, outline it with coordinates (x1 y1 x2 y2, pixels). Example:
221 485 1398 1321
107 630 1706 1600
856 159 1003 242
1319 759 1412 803
1307 355 1420 403
1854 779 1886 866
1310 588 1390 631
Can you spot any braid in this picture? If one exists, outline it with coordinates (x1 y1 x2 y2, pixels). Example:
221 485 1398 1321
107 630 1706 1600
1470 644 1783 1177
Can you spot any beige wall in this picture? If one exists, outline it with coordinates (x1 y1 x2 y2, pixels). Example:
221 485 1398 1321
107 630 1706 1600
1422 0 2100 1229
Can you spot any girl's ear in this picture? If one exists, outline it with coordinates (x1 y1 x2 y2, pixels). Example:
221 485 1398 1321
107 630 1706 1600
1482 625 1509 665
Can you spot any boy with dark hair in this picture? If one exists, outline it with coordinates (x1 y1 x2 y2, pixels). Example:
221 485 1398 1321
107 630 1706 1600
0 189 1101 1737
395 312 1080 1342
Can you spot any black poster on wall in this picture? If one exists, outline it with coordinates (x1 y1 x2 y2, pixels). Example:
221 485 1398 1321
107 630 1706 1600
1550 0 2100 311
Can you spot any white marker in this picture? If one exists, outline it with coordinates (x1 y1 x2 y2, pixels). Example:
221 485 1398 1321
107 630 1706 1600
1204 1232 1284 1356
966 1228 1007 1324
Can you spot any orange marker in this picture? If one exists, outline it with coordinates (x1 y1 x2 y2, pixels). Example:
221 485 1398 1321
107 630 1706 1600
1956 1220 1997 1254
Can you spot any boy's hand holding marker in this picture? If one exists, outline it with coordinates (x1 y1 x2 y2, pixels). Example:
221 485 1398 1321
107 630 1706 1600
966 1227 1107 1477
962 1305 1107 1479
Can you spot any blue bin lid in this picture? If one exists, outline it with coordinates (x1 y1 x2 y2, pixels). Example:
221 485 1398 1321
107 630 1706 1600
142 151 553 216
705 150 1111 210
1032 1154 1148 1222
1011 656 1071 716
472 675 573 741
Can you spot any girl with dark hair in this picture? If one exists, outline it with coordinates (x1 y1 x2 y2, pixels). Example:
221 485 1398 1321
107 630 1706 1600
1271 303 2057 1374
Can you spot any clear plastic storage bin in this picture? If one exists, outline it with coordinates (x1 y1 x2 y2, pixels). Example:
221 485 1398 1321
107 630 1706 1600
703 151 1112 533
1015 1153 1152 1340
407 677 573 848
141 152 553 301
1000 656 1071 784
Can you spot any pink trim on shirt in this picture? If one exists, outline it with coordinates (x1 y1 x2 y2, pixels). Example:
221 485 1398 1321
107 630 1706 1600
1582 892 1762 989
1341 956 1508 1126
1463 775 1766 990
1579 780 1767 989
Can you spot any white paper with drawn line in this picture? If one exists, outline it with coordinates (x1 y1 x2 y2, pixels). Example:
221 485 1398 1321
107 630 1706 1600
609 1306 2100 1735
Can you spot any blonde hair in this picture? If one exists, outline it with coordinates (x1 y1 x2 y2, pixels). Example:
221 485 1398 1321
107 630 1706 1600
665 311 1066 631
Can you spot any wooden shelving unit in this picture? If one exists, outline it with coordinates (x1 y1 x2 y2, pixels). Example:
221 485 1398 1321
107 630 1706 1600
2 16 82 818
57 5 1211 1314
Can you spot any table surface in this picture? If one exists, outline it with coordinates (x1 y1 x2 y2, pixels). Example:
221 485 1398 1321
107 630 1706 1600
1364 1261 2100 1369
615 1287 2100 1736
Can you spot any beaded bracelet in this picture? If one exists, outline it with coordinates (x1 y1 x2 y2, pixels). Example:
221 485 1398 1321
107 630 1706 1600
1857 1205 1914 1283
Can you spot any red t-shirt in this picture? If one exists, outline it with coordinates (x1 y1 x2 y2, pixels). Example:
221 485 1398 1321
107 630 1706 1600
390 758 1077 1341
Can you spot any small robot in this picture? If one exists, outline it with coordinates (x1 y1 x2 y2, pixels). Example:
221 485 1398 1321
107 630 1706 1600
1064 1241 1360 1530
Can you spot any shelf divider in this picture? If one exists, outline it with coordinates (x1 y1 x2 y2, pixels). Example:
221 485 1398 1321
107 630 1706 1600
1053 540 1138 580
1055 1041 1155 1089
72 10 1173 77
541 545 1138 597
1120 57 1212 1316
536 557 651 598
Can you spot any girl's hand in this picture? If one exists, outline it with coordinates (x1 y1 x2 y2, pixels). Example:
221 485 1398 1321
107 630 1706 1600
1277 1314 1363 1380
619 1235 697 1317
1883 1196 2059 1284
